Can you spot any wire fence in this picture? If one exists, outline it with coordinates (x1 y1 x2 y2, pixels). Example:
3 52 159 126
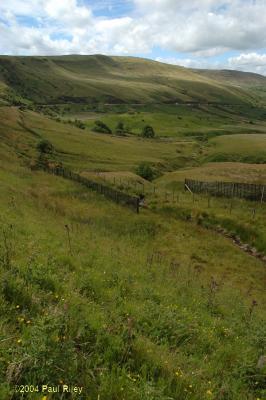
185 178 266 202
42 165 140 213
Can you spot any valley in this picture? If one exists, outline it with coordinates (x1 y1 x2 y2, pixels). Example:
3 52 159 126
0 55 265 400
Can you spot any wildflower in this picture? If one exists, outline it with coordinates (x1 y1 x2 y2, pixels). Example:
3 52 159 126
42 397 47 400
189 385 193 388
17 339 22 344
206 390 212 396
16 305 20 309
26 320 31 324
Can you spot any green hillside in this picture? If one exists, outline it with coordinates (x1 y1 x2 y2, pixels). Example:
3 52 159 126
0 55 263 105
0 56 266 400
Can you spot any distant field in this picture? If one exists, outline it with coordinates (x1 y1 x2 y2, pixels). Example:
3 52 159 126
155 163 266 189
204 134 266 163
61 103 266 138
0 107 198 173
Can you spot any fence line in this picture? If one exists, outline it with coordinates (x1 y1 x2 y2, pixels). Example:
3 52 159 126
185 178 266 202
42 165 140 213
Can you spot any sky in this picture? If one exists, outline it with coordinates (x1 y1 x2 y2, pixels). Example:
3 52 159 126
1 0 266 74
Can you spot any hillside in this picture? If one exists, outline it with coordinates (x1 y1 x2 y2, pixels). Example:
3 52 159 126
0 55 266 400
0 55 264 105
194 68 266 88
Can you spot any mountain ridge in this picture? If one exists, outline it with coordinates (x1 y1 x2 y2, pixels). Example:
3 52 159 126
0 54 265 106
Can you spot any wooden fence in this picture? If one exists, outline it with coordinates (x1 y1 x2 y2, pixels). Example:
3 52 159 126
185 178 266 202
43 165 140 213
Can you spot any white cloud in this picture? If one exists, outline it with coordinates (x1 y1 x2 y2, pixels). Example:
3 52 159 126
134 0 266 54
156 52 266 77
228 53 266 75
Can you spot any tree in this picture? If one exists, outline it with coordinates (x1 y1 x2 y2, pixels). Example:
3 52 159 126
93 120 112 134
115 121 126 135
136 162 154 181
141 125 155 138
37 139 54 154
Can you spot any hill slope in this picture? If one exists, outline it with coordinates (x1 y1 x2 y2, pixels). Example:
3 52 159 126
0 55 264 105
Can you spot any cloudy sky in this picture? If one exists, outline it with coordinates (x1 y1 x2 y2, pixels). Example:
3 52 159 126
1 0 266 74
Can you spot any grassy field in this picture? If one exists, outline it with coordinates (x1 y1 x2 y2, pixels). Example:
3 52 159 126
0 142 266 400
0 106 199 173
0 56 266 400
156 162 266 185
59 103 266 138
204 134 266 163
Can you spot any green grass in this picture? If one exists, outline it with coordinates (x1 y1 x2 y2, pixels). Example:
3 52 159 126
1 63 266 400
0 55 263 105
204 134 266 163
0 106 198 173
156 162 266 185
58 103 266 139
0 151 266 400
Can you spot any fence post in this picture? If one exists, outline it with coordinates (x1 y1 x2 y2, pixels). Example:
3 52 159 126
261 186 265 204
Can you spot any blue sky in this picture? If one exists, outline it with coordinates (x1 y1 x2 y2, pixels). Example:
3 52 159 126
0 0 266 74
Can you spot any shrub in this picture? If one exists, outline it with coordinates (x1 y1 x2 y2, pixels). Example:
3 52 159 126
74 119 86 130
36 139 54 154
93 120 112 134
141 125 155 138
136 162 155 181
115 121 126 135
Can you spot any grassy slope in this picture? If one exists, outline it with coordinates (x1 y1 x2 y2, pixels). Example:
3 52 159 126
0 58 266 399
0 106 198 172
0 125 266 399
73 103 266 138
0 55 262 105
156 162 266 184
204 134 266 163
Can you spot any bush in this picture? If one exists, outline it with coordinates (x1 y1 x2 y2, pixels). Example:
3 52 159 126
115 121 126 135
74 119 86 130
141 125 155 138
93 120 112 134
136 162 155 181
36 139 54 154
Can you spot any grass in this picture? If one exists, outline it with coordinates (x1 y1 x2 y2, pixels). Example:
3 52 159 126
204 134 266 163
156 162 266 184
0 155 266 400
0 55 263 105
58 103 266 139
0 106 198 173
0 58 266 399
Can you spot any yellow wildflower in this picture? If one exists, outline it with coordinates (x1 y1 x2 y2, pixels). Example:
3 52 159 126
17 339 22 344
206 390 212 396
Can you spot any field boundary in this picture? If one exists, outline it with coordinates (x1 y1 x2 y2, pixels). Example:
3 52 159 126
41 165 140 213
185 178 266 202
